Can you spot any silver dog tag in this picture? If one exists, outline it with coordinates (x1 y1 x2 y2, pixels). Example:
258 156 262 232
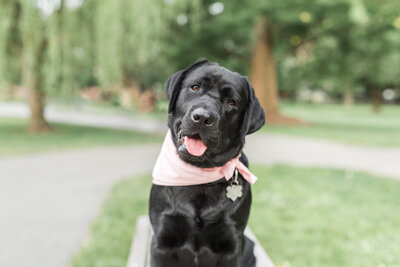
226 169 243 202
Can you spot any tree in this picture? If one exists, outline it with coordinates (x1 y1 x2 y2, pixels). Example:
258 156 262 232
95 0 168 90
1 0 399 128
352 0 400 112
0 0 23 90
272 0 360 103
21 0 52 132
0 0 172 129
250 18 280 121
163 0 308 123
264 0 400 112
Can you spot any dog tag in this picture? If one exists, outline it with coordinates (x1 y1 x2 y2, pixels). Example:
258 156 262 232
226 169 243 202
226 184 243 201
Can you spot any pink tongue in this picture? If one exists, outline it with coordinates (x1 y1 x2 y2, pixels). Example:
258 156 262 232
185 136 207 156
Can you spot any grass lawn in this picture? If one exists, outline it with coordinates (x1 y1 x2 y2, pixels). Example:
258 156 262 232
69 175 150 267
0 117 162 156
70 165 400 267
264 102 400 147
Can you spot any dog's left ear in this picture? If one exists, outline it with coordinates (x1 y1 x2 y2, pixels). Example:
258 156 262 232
240 78 266 138
165 59 211 113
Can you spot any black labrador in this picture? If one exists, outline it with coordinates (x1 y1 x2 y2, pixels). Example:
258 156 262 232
149 60 265 267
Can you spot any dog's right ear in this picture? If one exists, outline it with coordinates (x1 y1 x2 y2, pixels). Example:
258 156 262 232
165 59 211 113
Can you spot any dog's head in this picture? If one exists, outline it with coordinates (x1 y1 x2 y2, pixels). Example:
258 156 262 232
165 59 265 168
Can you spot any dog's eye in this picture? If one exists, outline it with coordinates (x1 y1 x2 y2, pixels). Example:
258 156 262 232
190 85 200 91
227 99 236 107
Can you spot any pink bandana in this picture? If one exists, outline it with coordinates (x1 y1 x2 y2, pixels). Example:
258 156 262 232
152 130 258 186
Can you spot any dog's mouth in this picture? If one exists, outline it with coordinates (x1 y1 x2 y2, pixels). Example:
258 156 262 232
177 130 208 157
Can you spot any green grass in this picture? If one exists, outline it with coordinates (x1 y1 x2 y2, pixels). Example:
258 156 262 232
0 117 162 156
70 165 400 267
250 165 400 267
264 102 400 147
70 175 150 267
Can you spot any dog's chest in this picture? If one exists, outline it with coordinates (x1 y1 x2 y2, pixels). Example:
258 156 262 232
171 184 234 217
153 183 249 256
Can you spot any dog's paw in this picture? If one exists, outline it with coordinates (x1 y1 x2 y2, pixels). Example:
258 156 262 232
157 213 189 249
205 221 237 255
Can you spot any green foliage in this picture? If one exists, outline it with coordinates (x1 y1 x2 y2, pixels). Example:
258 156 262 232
352 0 400 88
95 0 169 90
0 1 22 85
164 0 400 99
163 0 255 75
0 0 175 95
95 1 122 86
0 0 399 101
44 0 98 95
272 0 400 96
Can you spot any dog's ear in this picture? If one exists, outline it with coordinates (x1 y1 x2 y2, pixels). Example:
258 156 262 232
165 59 211 113
240 78 265 138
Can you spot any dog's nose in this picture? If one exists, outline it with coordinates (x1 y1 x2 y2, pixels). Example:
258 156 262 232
191 108 215 127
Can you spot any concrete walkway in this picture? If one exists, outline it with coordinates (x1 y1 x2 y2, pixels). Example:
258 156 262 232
0 145 160 267
1 101 400 267
1 101 399 179
246 133 400 179
0 101 167 134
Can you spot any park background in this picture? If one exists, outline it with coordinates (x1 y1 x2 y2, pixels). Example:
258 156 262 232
0 0 400 267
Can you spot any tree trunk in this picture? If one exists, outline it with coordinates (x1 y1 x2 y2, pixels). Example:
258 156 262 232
250 18 305 125
28 35 52 132
343 88 355 105
28 87 50 132
250 18 279 117
55 0 65 91
121 68 134 87
371 87 382 113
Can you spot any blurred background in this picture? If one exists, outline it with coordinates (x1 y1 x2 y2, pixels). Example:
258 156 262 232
0 0 400 267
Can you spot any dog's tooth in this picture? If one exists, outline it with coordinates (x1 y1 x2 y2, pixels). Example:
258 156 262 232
177 142 186 152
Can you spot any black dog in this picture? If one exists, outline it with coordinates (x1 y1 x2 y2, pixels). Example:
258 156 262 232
149 60 265 267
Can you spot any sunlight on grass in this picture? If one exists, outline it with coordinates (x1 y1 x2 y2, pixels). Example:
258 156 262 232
70 165 400 267
264 103 400 147
69 175 150 267
250 165 400 267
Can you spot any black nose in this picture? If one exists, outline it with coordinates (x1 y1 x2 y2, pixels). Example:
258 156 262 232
191 108 215 127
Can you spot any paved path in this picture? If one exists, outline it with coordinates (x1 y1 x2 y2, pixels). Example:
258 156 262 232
0 101 166 134
1 101 400 267
0 145 160 267
1 101 399 179
246 134 400 179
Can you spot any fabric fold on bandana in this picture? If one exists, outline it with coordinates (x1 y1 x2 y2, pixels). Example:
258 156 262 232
152 130 258 186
